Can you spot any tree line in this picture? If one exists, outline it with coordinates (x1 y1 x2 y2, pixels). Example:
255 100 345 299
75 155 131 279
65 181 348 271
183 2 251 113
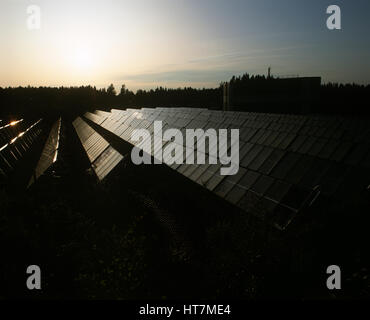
1 73 369 119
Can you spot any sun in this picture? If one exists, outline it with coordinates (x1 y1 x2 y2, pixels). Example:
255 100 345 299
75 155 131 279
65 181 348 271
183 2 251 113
69 47 95 70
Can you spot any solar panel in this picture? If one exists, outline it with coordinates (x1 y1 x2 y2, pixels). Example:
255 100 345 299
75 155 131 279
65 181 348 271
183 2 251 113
240 144 263 168
28 118 61 187
270 152 301 180
82 108 370 231
197 163 222 187
0 119 43 181
284 155 314 185
84 133 110 163
92 146 124 181
250 174 275 196
288 135 307 152
214 167 247 198
258 149 285 175
265 179 291 203
248 146 274 171
73 117 123 181
307 137 327 156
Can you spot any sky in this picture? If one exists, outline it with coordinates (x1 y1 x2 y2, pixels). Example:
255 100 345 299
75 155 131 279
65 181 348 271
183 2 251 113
0 0 369 91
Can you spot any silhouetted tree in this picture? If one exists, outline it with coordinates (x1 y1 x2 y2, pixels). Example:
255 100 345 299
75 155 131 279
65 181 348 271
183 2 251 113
107 84 116 96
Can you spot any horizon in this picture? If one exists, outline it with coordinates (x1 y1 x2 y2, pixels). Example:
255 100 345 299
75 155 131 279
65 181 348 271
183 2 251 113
1 72 369 94
1 0 370 91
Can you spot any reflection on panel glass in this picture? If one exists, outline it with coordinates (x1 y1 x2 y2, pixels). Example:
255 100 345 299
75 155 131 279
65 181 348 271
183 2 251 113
78 108 370 231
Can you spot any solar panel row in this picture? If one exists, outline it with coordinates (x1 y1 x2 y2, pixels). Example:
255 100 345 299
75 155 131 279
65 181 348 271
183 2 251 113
72 117 123 180
0 119 25 146
82 108 370 230
0 119 43 180
28 118 62 187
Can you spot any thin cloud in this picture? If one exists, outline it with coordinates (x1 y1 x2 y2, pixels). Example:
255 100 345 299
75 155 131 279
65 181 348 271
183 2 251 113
114 44 313 86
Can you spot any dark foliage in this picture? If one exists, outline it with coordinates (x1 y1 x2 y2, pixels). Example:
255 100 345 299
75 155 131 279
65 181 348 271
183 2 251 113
1 74 369 119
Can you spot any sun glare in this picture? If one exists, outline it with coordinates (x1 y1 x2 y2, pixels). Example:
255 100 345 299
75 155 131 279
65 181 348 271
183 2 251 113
70 47 95 70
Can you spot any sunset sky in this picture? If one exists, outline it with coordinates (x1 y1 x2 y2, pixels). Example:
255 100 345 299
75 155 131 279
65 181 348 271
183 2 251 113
1 0 369 91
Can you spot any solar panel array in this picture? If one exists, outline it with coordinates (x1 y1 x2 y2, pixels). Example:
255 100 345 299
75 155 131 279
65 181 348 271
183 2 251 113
81 108 370 230
72 117 123 180
0 119 43 180
28 118 62 187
